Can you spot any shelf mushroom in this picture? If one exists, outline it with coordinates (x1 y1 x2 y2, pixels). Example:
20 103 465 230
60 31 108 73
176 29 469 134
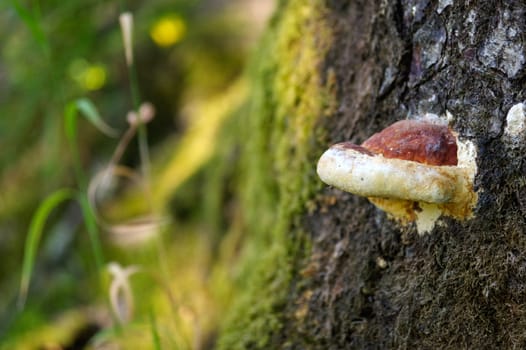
317 119 478 233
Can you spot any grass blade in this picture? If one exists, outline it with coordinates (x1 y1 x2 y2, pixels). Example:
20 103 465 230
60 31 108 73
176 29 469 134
64 98 119 188
18 188 77 309
78 193 105 273
64 101 86 188
65 99 119 142
75 98 119 138
9 0 49 55
149 308 162 350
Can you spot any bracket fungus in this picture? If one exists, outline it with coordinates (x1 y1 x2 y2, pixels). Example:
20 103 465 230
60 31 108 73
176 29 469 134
317 119 478 233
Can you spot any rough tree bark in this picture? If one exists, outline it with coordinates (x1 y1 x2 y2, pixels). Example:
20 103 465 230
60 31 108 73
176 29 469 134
216 0 526 349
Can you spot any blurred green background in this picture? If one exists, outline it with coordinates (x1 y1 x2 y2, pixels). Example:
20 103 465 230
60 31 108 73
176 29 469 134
0 0 274 348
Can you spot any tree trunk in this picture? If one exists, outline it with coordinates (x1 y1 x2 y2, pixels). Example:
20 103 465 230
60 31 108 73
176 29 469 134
216 0 526 348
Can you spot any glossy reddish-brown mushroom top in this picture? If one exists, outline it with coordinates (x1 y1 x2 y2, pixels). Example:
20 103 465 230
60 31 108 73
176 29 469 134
361 120 458 166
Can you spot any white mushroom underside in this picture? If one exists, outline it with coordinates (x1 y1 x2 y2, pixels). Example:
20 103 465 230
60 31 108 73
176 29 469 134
317 146 464 204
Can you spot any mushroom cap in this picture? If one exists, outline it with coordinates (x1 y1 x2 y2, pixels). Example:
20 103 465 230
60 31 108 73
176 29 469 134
362 120 458 166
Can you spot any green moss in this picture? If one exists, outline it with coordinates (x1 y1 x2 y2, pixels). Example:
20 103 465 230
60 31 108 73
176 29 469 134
216 1 334 348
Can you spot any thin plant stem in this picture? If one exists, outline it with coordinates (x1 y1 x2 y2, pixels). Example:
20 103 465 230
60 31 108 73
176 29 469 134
128 61 153 194
149 308 162 350
79 193 105 273
127 63 141 111
70 138 88 191
120 10 153 202
64 103 106 279
108 123 138 170
137 124 152 197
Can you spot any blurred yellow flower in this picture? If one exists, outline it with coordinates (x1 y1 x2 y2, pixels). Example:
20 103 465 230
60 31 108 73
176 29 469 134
68 59 107 91
150 15 186 47
83 65 106 90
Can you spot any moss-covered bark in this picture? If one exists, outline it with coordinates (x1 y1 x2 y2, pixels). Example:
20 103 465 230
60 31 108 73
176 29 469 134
216 0 526 348
214 1 335 348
